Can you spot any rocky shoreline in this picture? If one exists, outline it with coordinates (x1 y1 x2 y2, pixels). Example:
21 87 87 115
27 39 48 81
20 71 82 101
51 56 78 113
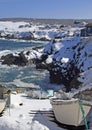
0 21 92 97
0 36 92 94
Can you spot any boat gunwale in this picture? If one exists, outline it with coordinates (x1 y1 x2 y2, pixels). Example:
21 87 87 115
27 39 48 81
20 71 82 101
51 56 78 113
50 98 92 106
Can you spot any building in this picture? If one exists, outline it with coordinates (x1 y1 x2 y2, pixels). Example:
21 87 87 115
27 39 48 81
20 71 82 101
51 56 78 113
81 23 92 37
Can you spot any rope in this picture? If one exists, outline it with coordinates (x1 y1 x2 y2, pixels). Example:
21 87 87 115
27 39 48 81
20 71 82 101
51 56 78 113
79 100 89 130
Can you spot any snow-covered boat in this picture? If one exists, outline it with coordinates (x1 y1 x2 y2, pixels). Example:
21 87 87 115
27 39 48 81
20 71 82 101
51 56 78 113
0 99 6 113
50 98 92 126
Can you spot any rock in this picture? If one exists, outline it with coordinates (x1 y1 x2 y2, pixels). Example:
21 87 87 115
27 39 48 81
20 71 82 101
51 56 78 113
74 20 80 24
18 32 34 40
73 88 92 101
1 52 28 66
36 62 48 69
1 54 17 65
18 25 24 28
38 37 92 92
38 37 50 41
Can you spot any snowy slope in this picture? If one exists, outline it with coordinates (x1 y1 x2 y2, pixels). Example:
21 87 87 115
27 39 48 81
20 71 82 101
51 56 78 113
39 36 92 92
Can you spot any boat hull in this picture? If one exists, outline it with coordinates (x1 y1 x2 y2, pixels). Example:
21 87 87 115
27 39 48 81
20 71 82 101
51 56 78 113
0 100 6 113
51 99 92 126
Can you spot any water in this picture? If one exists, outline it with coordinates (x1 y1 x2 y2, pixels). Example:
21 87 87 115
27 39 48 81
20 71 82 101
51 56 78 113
0 65 49 89
0 39 61 91
0 39 46 51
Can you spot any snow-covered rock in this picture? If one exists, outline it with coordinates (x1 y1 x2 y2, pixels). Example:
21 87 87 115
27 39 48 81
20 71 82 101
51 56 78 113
0 21 81 41
37 36 92 92
1 35 92 93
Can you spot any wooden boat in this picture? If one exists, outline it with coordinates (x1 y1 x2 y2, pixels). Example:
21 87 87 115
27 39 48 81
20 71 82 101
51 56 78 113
0 99 6 113
50 98 92 126
0 85 7 113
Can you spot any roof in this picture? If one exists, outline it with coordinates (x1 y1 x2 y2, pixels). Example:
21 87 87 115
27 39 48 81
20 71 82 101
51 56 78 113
85 23 92 27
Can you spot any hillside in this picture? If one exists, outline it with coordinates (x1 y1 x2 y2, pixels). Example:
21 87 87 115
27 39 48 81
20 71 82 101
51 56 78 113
40 37 92 93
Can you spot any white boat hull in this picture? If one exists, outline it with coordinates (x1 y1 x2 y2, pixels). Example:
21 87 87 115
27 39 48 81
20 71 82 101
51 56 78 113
0 100 6 113
51 99 92 126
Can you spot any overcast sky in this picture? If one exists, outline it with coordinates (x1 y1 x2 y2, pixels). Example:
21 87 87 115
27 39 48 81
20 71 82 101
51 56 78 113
0 0 92 19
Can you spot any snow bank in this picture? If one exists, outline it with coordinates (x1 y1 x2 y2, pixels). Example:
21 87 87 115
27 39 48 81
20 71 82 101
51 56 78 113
0 93 65 130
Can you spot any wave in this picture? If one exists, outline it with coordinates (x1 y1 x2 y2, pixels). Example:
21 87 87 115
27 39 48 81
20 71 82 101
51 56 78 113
0 50 12 57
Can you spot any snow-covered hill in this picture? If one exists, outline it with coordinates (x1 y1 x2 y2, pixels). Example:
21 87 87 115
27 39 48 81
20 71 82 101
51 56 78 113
37 36 92 94
0 21 92 96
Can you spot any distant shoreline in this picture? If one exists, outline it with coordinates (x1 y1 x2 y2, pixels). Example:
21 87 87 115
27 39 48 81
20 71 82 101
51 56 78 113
0 18 92 25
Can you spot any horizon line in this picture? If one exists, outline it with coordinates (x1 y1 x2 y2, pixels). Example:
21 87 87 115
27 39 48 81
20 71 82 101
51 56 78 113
0 17 92 20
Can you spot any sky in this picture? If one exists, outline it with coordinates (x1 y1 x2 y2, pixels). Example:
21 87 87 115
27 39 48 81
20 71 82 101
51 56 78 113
0 0 92 19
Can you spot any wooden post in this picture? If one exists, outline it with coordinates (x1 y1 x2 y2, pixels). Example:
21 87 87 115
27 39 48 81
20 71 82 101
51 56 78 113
7 90 12 116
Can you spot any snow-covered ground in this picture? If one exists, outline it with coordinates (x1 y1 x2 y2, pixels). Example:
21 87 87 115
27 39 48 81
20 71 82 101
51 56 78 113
0 21 82 41
0 93 65 130
0 92 92 130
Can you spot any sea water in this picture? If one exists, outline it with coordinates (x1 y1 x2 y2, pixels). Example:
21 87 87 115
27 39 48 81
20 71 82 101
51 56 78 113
0 39 61 91
0 39 46 50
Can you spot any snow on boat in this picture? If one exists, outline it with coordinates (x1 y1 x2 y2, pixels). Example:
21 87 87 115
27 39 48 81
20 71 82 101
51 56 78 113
50 98 92 126
0 99 6 113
